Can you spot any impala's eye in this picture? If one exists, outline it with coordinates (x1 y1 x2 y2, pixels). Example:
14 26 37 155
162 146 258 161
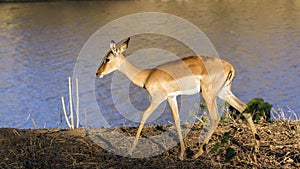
106 58 110 62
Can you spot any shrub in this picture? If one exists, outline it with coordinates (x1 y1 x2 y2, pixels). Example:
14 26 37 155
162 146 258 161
244 98 272 122
229 98 272 122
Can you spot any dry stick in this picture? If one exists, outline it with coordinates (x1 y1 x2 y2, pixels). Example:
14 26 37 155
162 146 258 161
61 97 71 128
16 113 31 128
31 118 37 129
68 77 74 129
84 108 87 127
75 78 80 128
287 106 299 121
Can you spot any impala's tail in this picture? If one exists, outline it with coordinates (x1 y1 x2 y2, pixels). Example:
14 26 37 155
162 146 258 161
224 64 236 87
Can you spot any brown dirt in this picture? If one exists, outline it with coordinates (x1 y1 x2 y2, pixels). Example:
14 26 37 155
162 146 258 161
0 121 299 168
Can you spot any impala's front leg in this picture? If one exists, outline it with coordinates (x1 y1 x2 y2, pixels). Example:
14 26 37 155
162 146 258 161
168 96 185 160
128 95 164 156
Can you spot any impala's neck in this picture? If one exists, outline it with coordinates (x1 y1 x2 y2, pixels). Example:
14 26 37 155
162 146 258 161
118 56 150 88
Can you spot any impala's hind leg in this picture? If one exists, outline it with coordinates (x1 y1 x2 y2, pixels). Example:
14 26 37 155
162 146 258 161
218 85 260 152
193 89 220 159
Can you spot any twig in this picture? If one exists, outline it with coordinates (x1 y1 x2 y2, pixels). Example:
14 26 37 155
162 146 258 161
61 97 71 129
76 78 80 128
68 77 74 129
31 118 37 129
15 113 31 128
61 77 80 129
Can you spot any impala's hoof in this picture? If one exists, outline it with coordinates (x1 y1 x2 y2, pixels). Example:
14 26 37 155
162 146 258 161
254 145 260 153
126 150 133 157
178 154 184 161
192 154 199 159
192 150 203 159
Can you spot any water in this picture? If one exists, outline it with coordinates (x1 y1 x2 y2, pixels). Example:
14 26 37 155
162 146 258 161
0 1 299 128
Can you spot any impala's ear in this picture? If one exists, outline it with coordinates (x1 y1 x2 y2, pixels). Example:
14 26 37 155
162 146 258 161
119 37 130 53
110 40 117 55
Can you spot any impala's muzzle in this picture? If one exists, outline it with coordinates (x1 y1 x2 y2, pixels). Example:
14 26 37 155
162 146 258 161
96 72 104 78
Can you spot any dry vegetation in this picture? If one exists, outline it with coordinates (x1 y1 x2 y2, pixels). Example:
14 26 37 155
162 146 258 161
0 120 299 168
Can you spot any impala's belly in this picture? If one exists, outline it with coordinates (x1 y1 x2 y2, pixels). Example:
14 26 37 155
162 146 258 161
146 56 204 97
167 76 201 97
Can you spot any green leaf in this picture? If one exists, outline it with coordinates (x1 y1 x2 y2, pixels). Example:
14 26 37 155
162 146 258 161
200 103 206 109
255 114 261 121
210 143 220 153
218 148 224 155
225 147 236 162
221 131 231 144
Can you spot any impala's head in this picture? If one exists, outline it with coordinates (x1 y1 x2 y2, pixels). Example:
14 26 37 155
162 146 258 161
96 37 130 78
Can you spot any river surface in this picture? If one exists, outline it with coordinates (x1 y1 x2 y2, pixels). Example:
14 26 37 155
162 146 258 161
0 0 299 128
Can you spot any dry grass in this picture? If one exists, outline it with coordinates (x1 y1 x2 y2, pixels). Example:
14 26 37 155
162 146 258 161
0 119 299 168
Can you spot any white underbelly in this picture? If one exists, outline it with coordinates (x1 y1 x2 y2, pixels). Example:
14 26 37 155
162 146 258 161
168 78 201 97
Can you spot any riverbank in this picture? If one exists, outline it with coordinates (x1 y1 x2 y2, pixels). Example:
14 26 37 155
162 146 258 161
1 121 299 168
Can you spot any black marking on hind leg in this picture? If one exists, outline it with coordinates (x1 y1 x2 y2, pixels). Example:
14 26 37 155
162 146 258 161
255 134 260 141
202 143 207 152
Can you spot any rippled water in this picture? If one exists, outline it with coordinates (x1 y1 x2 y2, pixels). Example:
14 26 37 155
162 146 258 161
0 1 299 128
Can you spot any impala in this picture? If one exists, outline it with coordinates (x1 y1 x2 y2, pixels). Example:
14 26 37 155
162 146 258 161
96 37 260 160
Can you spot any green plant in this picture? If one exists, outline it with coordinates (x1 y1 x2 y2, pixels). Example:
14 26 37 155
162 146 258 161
210 131 236 162
220 116 232 124
228 98 272 122
244 98 272 122
187 102 208 124
189 101 233 124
